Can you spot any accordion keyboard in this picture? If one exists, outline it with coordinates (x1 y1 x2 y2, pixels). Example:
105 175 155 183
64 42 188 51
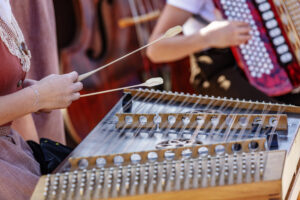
214 0 300 96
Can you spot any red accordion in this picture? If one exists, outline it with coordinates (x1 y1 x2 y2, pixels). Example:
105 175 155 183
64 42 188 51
214 0 300 96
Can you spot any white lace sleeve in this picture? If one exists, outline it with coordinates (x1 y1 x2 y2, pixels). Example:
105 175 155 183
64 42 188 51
0 15 31 72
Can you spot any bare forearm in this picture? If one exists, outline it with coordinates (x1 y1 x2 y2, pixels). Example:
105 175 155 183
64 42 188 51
12 114 39 142
0 87 38 126
147 32 210 63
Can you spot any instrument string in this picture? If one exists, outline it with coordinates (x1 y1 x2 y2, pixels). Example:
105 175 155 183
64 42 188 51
224 102 259 142
116 91 209 153
84 90 147 155
189 99 245 144
224 102 265 143
129 93 207 152
79 90 144 155
131 0 150 47
158 95 203 136
209 100 245 141
189 99 234 143
199 100 237 141
118 93 189 153
103 90 182 154
97 90 161 154
129 0 144 46
239 104 270 141
144 0 155 31
255 105 285 150
266 107 284 150
143 95 227 151
193 99 251 143
228 102 267 142
172 97 221 140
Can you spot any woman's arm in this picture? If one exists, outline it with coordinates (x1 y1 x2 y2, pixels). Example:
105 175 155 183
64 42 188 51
146 4 251 63
12 114 39 142
0 72 83 126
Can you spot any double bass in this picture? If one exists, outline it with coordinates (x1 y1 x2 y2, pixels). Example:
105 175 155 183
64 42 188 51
53 0 194 142
54 0 144 142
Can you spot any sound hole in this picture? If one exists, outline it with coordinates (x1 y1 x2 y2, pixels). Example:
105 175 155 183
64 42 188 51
232 143 242 152
249 141 259 151
155 138 202 149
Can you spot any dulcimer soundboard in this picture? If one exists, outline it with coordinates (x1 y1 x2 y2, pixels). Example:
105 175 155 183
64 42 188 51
32 89 300 199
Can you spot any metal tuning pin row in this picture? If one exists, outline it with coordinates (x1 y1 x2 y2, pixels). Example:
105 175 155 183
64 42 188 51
34 148 286 200
123 89 300 113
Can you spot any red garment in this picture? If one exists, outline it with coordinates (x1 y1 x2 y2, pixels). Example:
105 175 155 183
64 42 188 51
0 37 40 199
0 34 25 96
11 1 65 143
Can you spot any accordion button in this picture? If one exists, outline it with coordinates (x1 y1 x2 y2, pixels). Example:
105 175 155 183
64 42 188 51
266 19 278 29
273 36 285 46
262 11 274 21
269 28 281 37
255 0 266 3
258 2 271 12
276 44 289 54
280 53 293 63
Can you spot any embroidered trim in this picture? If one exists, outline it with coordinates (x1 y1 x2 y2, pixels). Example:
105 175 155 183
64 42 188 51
0 16 31 72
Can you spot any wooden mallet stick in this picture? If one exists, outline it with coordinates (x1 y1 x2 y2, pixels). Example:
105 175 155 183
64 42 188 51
78 25 183 82
80 77 163 97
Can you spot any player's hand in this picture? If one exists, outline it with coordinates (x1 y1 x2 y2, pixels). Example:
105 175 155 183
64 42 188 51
199 20 251 48
32 71 83 111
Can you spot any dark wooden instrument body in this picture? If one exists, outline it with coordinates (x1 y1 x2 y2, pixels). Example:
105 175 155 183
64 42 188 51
53 0 195 142
54 0 144 142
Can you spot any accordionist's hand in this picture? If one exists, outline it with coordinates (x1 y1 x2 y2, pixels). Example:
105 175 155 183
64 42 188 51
199 20 251 48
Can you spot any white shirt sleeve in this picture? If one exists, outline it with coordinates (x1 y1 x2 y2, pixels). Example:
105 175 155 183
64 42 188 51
167 0 206 14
